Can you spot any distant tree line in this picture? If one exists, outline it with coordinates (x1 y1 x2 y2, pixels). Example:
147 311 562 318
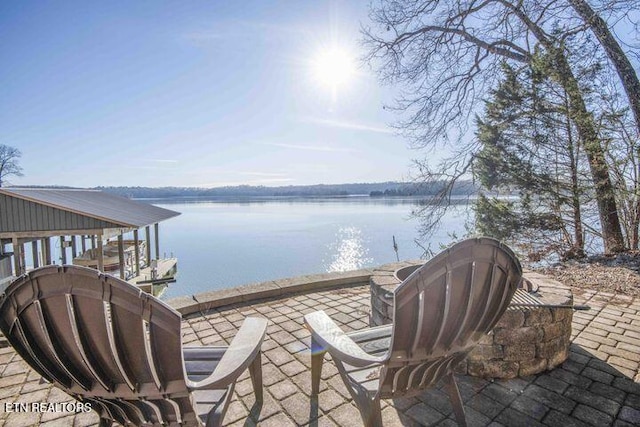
96 181 477 199
369 181 477 197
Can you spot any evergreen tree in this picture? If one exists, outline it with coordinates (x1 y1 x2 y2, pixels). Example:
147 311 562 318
473 63 589 259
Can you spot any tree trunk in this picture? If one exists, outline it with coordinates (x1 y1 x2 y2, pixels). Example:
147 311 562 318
568 0 640 136
551 48 626 253
565 103 585 255
633 148 640 249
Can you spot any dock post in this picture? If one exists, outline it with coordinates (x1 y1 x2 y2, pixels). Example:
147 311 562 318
20 242 26 273
134 229 140 277
118 234 125 279
145 226 152 264
43 238 52 265
154 223 160 261
60 236 67 264
31 241 39 268
12 238 23 276
97 235 104 272
71 236 77 259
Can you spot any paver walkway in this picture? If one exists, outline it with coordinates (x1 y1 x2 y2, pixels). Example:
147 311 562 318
0 284 639 426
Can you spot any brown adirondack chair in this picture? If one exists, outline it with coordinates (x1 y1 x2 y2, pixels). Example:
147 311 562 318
305 237 523 426
0 265 267 426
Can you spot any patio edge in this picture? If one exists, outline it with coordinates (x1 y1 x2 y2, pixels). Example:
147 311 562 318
166 268 374 315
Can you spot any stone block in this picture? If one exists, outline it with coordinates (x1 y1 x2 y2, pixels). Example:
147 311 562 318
370 307 391 327
374 262 404 273
280 392 315 425
370 274 398 287
370 295 392 317
193 288 243 312
524 307 553 326
495 309 525 329
547 347 569 369
537 338 567 359
599 345 640 362
542 321 570 342
166 295 198 315
510 395 549 420
406 403 446 425
552 306 574 322
237 281 281 302
496 408 546 427
494 326 541 346
522 384 576 414
589 382 626 404
268 379 298 401
619 406 640 425
276 269 371 294
467 360 519 379
317 389 346 413
467 344 504 361
519 358 548 377
564 386 621 417
582 366 614 385
503 343 536 361
330 403 365 427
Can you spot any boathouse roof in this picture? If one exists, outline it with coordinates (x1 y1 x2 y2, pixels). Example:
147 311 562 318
0 187 180 237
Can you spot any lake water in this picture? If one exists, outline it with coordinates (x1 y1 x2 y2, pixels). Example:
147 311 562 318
151 197 471 299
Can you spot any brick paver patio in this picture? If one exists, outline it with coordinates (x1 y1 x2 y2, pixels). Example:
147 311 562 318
0 283 639 426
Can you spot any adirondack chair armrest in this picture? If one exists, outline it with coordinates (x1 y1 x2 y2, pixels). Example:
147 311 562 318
186 317 268 390
304 310 386 367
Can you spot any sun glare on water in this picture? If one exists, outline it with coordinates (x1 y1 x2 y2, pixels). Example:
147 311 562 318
326 227 372 272
312 47 355 90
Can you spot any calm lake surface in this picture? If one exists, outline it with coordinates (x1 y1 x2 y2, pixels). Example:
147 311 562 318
152 197 471 299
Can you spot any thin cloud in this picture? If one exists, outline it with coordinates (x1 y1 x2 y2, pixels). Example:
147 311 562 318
300 117 394 134
259 142 358 153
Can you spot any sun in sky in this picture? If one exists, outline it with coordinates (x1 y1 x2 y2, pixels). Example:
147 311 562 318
312 46 355 100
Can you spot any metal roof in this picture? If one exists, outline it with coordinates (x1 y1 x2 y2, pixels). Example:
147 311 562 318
0 188 180 229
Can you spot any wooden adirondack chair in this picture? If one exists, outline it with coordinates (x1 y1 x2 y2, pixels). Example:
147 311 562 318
305 237 523 426
0 265 267 427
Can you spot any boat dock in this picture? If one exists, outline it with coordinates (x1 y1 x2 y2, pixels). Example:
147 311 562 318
128 257 177 294
0 188 181 296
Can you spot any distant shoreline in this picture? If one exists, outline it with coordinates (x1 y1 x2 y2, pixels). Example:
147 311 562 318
92 180 477 199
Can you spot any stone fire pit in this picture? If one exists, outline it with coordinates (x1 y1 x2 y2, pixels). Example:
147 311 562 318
369 261 573 378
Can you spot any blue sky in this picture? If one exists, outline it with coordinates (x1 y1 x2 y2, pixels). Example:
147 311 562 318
1 1 415 188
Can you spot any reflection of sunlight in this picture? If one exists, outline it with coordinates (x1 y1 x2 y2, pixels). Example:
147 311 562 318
326 227 372 272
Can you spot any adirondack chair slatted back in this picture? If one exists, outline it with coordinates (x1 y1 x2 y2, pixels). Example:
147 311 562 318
381 237 522 398
0 265 199 425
